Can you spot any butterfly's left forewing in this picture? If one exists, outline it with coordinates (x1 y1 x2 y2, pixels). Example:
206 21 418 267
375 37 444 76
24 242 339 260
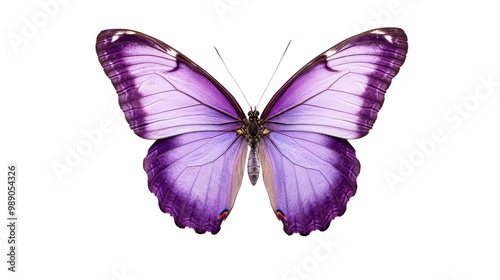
96 29 246 140
260 28 408 235
96 29 247 234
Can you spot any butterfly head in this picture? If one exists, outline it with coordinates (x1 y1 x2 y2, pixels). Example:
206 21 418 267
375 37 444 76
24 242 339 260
247 109 260 119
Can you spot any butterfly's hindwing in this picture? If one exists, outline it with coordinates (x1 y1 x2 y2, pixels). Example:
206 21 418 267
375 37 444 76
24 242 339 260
144 131 247 233
259 131 360 235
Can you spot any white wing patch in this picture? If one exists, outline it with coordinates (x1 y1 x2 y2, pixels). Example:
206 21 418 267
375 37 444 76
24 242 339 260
325 49 337 57
111 30 137 42
166 48 178 57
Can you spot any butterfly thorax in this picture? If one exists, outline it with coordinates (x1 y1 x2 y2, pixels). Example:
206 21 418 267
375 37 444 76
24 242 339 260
241 110 264 148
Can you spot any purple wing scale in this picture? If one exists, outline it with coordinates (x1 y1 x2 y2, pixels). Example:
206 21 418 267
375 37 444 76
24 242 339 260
96 29 247 234
260 28 408 235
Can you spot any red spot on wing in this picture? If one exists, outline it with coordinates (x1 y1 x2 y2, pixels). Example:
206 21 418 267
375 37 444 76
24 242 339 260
276 210 286 221
218 209 228 221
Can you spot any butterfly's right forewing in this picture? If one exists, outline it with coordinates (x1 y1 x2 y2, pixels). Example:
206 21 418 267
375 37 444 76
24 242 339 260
262 28 408 139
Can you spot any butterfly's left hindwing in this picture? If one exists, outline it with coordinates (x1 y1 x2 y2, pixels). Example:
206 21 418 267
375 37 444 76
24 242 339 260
260 28 408 235
144 131 247 234
96 29 247 234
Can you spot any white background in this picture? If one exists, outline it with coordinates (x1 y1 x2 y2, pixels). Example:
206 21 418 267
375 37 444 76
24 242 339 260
1 0 499 279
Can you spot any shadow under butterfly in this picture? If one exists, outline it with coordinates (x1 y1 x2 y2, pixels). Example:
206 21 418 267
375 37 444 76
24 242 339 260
95 28 408 235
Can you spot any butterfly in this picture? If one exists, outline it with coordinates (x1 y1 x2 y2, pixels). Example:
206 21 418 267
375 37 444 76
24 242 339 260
96 28 408 235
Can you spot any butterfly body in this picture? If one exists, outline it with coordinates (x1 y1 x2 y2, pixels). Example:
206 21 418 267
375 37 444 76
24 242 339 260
96 28 408 235
240 109 266 185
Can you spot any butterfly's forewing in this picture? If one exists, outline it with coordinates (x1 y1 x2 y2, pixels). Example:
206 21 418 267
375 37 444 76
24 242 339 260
96 30 247 234
262 28 408 139
260 28 408 235
96 29 246 139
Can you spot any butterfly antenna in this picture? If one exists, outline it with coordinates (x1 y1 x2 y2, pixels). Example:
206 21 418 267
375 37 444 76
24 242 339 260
256 40 292 109
213 46 251 109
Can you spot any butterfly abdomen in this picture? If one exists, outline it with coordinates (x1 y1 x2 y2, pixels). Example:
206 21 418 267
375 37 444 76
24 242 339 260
247 146 260 185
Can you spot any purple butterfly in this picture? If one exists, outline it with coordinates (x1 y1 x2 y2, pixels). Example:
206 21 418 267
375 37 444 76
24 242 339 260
95 28 408 235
